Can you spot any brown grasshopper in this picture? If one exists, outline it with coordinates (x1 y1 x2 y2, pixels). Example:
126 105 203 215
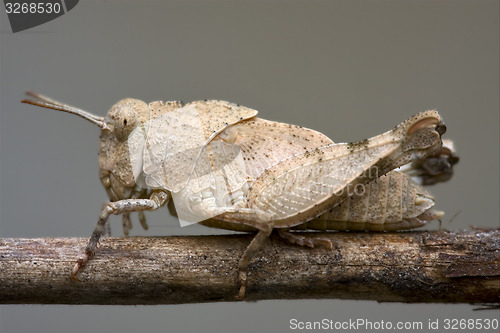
22 92 448 299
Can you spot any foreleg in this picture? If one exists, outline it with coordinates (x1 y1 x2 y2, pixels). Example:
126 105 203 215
70 191 170 279
121 189 156 235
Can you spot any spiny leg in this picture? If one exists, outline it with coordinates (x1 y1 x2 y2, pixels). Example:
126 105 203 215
237 226 272 300
70 191 169 279
121 189 152 235
208 208 274 300
121 212 147 236
103 221 112 237
138 211 148 230
122 213 132 236
277 229 333 249
176 195 277 299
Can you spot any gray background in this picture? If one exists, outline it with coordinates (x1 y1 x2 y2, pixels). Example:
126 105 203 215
1 1 498 332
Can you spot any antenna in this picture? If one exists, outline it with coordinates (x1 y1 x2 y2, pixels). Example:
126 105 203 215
21 92 108 129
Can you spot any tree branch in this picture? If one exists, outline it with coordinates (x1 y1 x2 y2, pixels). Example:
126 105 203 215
1 230 499 305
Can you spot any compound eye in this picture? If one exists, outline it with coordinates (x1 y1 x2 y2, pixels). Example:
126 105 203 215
115 107 137 141
106 98 148 141
107 103 138 141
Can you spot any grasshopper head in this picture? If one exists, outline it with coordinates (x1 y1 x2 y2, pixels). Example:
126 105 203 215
98 98 150 200
21 92 150 202
102 98 149 142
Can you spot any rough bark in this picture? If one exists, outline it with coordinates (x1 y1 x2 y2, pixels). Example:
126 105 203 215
0 230 498 305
